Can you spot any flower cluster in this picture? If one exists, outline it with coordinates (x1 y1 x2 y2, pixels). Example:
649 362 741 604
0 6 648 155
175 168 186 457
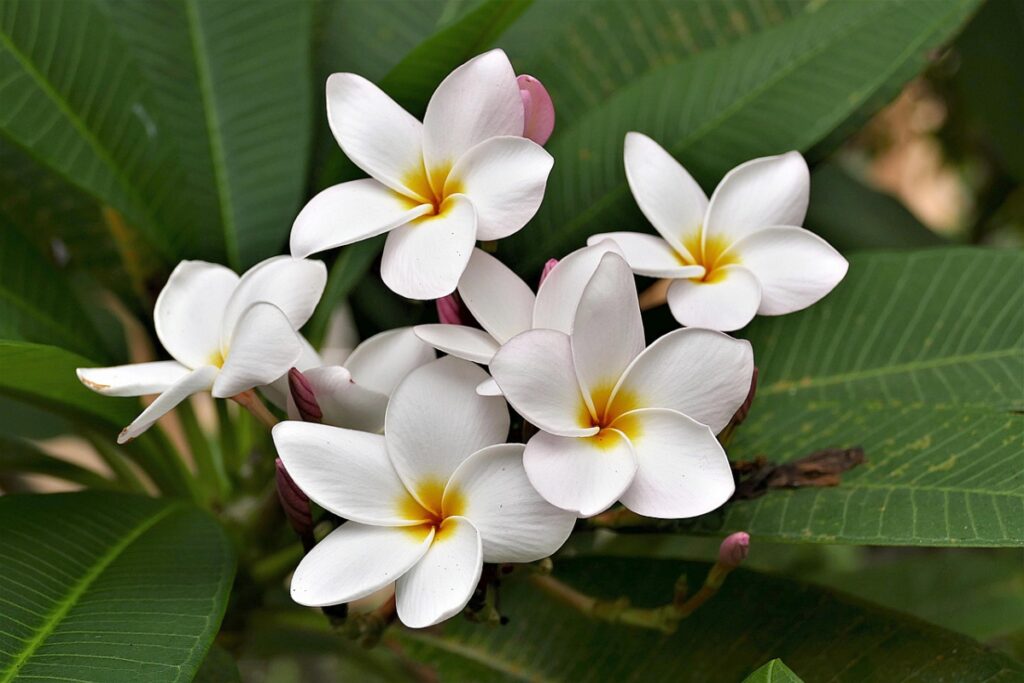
78 50 847 628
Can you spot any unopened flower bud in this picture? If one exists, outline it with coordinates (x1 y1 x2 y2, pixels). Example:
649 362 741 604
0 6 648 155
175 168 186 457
288 368 322 423
276 458 313 540
517 75 555 145
435 292 465 326
717 531 750 569
539 258 559 287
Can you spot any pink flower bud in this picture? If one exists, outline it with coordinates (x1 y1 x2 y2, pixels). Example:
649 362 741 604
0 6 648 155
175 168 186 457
539 258 559 287
276 458 313 539
517 75 555 145
717 532 750 568
288 368 322 423
435 292 465 326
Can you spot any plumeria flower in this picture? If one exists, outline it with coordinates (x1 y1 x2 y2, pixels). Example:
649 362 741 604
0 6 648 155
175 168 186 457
281 327 436 433
414 240 626 393
290 49 554 300
273 357 575 628
590 132 848 331
77 257 326 444
489 251 753 518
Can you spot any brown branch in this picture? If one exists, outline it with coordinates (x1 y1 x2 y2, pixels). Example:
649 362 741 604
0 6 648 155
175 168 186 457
231 389 279 429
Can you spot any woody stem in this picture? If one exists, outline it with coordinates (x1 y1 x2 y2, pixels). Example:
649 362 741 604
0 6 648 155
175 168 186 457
638 279 671 310
231 389 279 430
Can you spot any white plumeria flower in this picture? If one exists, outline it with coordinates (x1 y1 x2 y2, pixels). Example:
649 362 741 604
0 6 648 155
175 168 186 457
590 132 848 332
77 257 326 444
490 251 753 518
290 49 554 300
280 327 436 433
273 357 575 628
413 240 627 394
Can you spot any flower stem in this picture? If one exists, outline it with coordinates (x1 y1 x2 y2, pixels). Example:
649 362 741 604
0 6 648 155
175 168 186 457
231 390 279 430
638 278 670 310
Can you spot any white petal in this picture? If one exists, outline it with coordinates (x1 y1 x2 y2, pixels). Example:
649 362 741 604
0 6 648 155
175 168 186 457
413 324 499 364
154 261 238 369
586 232 704 279
615 409 735 519
303 366 390 433
221 256 327 343
326 72 427 200
446 444 575 563
623 132 708 259
262 334 321 412
489 329 596 438
458 248 535 343
319 301 359 366
117 366 218 444
533 239 624 333
523 430 638 517
571 252 644 419
611 328 753 434
213 303 302 398
385 357 509 509
730 226 848 315
666 266 763 332
395 516 482 628
290 179 431 258
345 327 437 396
704 151 809 246
380 195 477 300
446 136 553 240
77 361 190 397
272 421 425 525
475 378 502 396
291 522 434 607
422 50 523 193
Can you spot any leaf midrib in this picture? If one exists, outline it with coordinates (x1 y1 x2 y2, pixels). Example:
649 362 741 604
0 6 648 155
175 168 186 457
0 27 159 246
0 502 184 681
184 0 238 270
759 348 1021 396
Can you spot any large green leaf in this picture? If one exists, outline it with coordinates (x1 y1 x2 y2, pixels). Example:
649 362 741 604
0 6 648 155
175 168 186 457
743 659 804 683
0 0 188 261
0 435 118 491
390 557 1023 681
706 248 1023 546
0 215 111 361
104 0 314 268
0 492 234 682
502 0 981 271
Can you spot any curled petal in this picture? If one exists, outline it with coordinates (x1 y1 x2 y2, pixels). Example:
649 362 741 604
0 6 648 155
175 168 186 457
117 366 218 444
77 361 190 397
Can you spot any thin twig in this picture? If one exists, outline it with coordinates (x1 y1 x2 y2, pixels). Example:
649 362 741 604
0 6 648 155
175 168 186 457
638 278 671 310
231 390 279 429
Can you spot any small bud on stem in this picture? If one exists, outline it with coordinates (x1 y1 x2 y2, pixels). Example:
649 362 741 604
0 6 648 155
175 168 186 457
275 458 314 550
435 292 465 326
287 368 322 423
539 258 559 287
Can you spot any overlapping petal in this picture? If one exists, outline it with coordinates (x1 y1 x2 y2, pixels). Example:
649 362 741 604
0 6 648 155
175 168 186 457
446 136 553 240
666 266 762 332
413 324 500 364
385 358 508 508
704 151 809 247
587 232 705 279
77 361 190 397
154 261 238 369
458 248 535 344
221 256 327 342
380 196 477 300
731 226 848 315
623 132 708 259
344 327 436 397
273 422 425 525
290 179 431 258
523 430 638 517
490 329 596 437
611 328 753 434
445 444 575 563
395 517 482 628
117 366 218 444
213 303 302 398
533 239 623 333
615 409 735 519
325 73 428 200
291 522 434 607
299 366 390 433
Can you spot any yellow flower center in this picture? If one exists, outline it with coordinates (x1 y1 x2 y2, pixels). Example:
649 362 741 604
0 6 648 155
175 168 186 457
397 478 466 541
680 230 740 282
578 382 644 448
401 161 463 217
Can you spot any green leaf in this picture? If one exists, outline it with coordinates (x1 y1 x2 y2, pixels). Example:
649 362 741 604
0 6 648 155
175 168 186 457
104 0 315 268
805 162 944 251
0 491 235 682
0 0 187 261
0 214 112 361
713 248 1023 546
743 659 804 683
502 0 981 271
0 435 118 491
393 557 1023 682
